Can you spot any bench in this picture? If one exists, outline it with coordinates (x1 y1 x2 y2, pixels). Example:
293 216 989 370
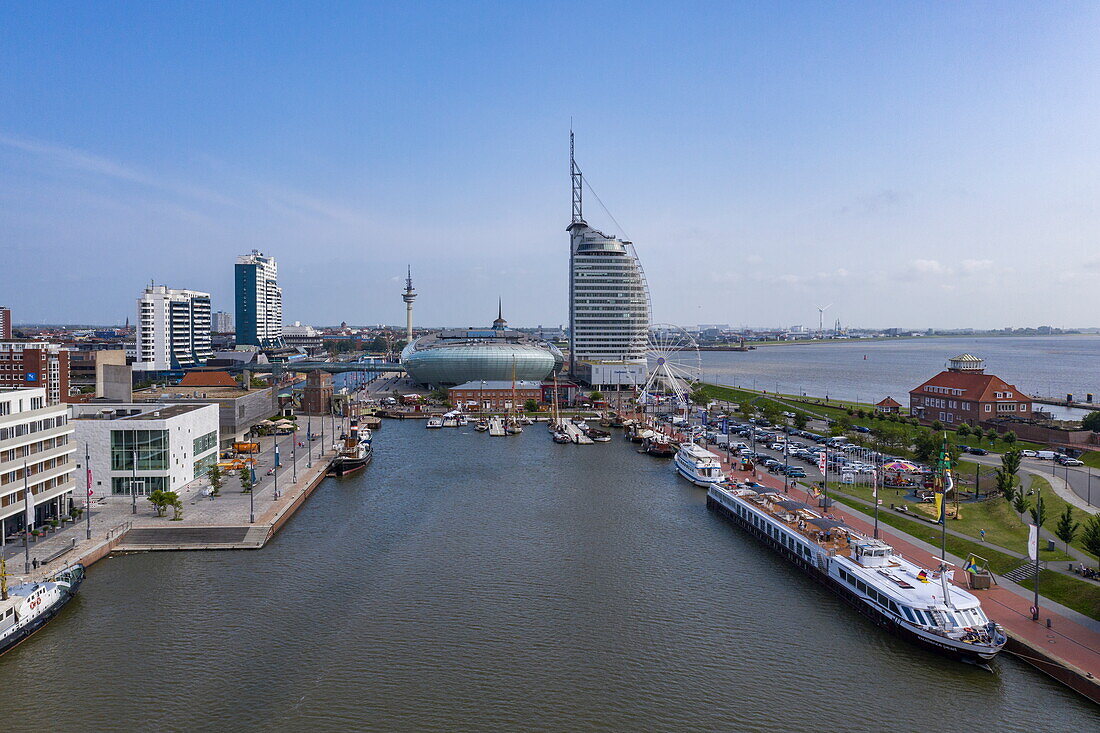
43 539 77 564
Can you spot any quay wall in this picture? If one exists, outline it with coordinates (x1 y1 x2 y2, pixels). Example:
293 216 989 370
266 458 332 539
1005 635 1100 705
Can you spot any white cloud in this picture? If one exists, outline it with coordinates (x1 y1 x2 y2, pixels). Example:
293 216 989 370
911 259 949 274
960 259 994 273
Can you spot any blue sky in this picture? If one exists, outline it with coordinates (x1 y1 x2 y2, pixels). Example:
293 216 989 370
2 2 1099 329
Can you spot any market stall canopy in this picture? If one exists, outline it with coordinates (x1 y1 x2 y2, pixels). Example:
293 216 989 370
883 460 920 472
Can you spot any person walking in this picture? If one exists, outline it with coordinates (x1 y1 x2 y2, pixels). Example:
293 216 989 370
980 528 986 542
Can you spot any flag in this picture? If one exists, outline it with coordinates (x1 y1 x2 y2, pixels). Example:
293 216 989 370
24 484 34 530
933 491 944 523
872 468 878 499
916 570 930 583
1027 523 1038 561
818 452 827 474
275 445 281 468
964 555 980 573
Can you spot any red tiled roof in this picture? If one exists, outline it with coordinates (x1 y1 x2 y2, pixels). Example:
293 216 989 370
876 396 902 407
178 370 238 388
911 370 1032 402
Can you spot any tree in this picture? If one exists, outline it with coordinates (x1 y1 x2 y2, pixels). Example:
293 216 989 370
995 467 1017 503
1082 411 1100 432
163 491 183 521
760 401 782 424
1029 491 1047 527
1012 492 1031 516
956 423 971 438
524 398 539 413
239 466 253 494
792 411 808 430
931 420 944 432
986 428 999 445
689 389 708 405
1082 515 1100 569
1002 431 1017 446
147 490 169 517
1054 505 1081 554
207 464 224 497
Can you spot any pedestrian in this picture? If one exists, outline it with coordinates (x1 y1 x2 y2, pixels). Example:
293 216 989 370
980 528 986 542
32 557 39 569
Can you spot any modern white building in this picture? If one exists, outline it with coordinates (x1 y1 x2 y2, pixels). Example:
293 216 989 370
136 285 213 372
70 402 219 496
0 387 77 538
567 133 650 386
235 250 283 348
282 322 324 355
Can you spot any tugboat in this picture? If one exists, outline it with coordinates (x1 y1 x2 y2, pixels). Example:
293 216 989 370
643 434 677 457
329 419 373 476
1 560 85 657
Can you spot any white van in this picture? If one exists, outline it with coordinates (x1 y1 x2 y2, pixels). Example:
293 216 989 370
1036 450 1058 460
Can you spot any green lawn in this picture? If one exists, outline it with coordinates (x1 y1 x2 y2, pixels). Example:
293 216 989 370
830 494 1100 620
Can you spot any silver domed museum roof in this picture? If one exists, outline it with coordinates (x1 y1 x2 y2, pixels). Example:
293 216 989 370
400 308 563 387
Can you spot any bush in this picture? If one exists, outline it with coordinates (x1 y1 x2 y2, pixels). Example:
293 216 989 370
931 420 944 432
956 423 971 437
1082 411 1100 432
1003 431 1017 445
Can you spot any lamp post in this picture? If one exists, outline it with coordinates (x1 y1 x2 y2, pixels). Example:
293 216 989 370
292 428 298 483
273 437 280 500
131 442 138 515
307 414 313 469
85 442 92 540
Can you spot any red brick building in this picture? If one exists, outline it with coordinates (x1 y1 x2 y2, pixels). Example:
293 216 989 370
875 396 902 414
302 370 334 414
909 354 1033 426
0 340 71 405
449 380 542 412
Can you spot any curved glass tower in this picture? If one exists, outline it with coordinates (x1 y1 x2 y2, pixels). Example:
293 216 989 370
567 133 650 385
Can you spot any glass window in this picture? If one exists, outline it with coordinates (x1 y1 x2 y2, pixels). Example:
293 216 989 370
193 453 217 479
193 430 217 455
901 606 915 623
111 476 167 495
111 430 169 471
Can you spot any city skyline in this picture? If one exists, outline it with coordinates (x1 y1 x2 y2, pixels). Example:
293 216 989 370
3 4 1100 329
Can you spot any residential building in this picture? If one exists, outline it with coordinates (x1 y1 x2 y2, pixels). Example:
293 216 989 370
0 306 10 339
70 401 219 496
213 311 234 334
0 387 77 537
448 380 542 412
0 341 71 405
136 285 212 372
567 133 650 386
235 250 283 348
909 354 1033 426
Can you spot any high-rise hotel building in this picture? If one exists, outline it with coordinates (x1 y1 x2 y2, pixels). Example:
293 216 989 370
135 285 213 372
567 134 650 387
235 250 283 348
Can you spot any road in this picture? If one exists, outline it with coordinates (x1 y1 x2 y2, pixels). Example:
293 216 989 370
966 453 1099 514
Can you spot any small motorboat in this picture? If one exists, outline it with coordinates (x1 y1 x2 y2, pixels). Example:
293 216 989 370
426 416 444 429
474 420 489 432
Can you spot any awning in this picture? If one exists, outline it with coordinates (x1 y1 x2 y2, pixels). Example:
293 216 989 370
776 500 810 511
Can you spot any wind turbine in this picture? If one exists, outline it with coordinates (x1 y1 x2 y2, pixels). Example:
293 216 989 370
817 304 832 339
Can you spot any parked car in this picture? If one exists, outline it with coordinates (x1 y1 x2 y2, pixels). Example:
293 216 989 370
969 447 989 456
1036 451 1059 460
786 467 807 478
1057 456 1084 466
1020 449 1037 458
854 426 871 433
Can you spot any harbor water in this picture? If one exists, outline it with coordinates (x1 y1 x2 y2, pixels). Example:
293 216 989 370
702 334 1100 419
0 420 1095 730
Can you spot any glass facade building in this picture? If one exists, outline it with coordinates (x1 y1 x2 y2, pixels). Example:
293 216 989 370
235 250 283 348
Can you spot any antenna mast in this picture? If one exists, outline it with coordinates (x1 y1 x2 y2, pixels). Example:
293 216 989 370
570 130 583 224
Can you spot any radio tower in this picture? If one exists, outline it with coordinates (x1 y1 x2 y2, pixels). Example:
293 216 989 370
570 130 584 225
402 266 417 344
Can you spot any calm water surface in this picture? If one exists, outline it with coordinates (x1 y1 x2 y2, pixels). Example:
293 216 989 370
702 335 1100 418
0 421 1095 731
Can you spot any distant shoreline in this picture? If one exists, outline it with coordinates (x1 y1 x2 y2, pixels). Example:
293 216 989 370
708 333 1097 349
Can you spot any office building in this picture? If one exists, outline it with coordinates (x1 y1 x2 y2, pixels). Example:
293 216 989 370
283 322 324 356
0 306 10 339
0 387 77 537
0 341 71 405
70 401 219 495
135 285 212 372
213 311 234 334
567 133 650 386
235 250 283 347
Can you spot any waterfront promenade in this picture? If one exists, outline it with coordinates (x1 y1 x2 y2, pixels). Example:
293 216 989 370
708 446 1100 703
1 430 336 584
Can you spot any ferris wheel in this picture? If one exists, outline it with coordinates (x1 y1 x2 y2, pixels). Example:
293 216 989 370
639 324 702 411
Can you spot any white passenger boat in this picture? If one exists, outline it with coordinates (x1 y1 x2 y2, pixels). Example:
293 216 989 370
673 443 726 486
426 416 444 429
706 483 1007 663
1 562 85 657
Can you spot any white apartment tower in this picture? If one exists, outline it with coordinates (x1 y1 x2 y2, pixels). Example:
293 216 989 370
136 285 213 371
567 133 650 386
235 250 283 348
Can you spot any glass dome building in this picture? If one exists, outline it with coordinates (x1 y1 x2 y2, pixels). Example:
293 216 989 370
400 307 563 387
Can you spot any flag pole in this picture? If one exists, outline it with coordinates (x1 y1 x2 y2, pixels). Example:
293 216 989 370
23 462 31 574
